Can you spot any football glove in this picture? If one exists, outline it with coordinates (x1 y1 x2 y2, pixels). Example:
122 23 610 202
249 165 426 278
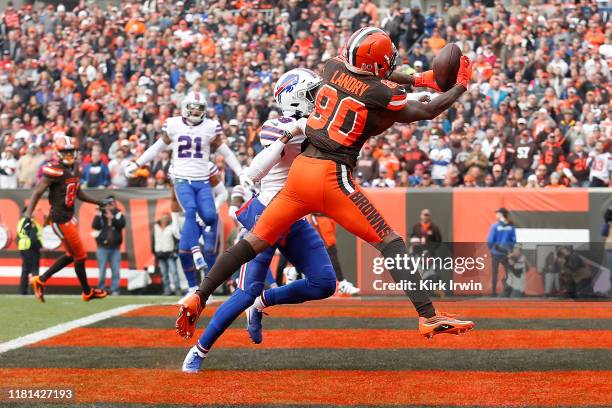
124 161 139 178
412 70 442 93
456 56 472 89
239 172 255 190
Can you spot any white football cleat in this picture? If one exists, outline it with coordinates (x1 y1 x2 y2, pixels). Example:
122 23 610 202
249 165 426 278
284 266 299 284
182 345 207 373
338 280 360 296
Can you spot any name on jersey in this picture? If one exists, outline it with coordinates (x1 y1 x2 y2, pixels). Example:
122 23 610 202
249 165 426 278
330 71 369 97
349 191 391 238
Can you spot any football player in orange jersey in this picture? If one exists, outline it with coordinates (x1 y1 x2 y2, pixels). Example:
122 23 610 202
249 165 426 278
24 135 111 302
178 27 474 340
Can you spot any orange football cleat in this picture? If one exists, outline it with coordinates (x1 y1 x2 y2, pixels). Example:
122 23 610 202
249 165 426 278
82 288 108 302
30 276 45 303
418 312 475 339
176 293 204 340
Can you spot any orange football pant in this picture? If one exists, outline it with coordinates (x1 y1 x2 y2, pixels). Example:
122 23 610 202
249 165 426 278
51 218 86 261
253 155 392 246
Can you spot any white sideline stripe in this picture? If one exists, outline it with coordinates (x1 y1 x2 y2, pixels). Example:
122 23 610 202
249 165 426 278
0 303 151 354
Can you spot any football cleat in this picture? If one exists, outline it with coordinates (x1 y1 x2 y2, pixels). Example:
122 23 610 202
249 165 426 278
30 276 45 303
338 280 360 296
283 266 300 284
176 293 204 340
246 305 264 344
178 286 198 306
418 312 475 339
82 288 108 302
182 344 208 373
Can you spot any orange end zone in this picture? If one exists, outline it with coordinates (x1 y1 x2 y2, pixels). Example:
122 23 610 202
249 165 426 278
124 304 612 319
32 327 612 350
1 368 610 406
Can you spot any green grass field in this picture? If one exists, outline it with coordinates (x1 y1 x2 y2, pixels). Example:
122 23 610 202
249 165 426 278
0 295 173 342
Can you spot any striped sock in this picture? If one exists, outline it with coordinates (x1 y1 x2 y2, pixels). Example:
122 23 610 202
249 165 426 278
253 293 268 311
195 342 209 357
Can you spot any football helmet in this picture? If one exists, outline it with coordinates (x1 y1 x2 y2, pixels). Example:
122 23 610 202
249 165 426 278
343 27 397 79
181 91 207 124
53 133 77 166
274 68 322 117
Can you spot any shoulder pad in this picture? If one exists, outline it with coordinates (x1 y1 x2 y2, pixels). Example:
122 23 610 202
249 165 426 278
259 119 288 145
42 162 64 178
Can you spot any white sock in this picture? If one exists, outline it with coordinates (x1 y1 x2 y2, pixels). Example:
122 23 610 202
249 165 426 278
252 294 267 311
195 343 208 357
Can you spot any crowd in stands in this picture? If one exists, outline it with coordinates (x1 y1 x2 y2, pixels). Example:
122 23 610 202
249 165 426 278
0 0 610 190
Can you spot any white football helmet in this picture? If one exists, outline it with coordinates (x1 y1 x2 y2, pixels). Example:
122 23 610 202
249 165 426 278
181 91 207 124
274 68 322 117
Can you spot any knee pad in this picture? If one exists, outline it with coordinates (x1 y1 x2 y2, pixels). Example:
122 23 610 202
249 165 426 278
310 265 337 299
380 237 406 259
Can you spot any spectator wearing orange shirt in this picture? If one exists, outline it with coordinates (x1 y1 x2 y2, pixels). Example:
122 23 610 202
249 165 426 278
294 30 313 58
199 30 216 57
585 23 605 48
427 28 447 54
377 144 400 180
87 72 110 98
125 16 146 36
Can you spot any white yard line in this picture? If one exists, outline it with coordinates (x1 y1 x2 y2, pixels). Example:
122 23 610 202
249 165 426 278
0 304 151 354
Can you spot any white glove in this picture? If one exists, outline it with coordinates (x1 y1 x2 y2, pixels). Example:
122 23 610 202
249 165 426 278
124 161 139 178
239 172 255 190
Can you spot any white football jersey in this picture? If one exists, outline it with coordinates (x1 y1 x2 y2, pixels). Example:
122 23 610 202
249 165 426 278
257 116 306 206
163 116 222 180
590 152 611 182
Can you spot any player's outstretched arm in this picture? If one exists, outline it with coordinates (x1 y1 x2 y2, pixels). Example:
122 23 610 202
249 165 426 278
388 70 442 93
126 134 172 177
244 130 294 183
24 177 51 219
396 85 464 123
396 56 471 123
211 136 243 177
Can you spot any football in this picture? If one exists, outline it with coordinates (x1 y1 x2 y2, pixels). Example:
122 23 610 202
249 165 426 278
432 43 462 92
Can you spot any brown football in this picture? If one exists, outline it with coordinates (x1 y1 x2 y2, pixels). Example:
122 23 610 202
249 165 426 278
432 43 462 92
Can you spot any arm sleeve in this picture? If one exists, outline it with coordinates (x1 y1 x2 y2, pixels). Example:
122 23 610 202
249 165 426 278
383 84 410 111
136 137 171 166
212 183 228 210
244 139 285 182
216 143 243 176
